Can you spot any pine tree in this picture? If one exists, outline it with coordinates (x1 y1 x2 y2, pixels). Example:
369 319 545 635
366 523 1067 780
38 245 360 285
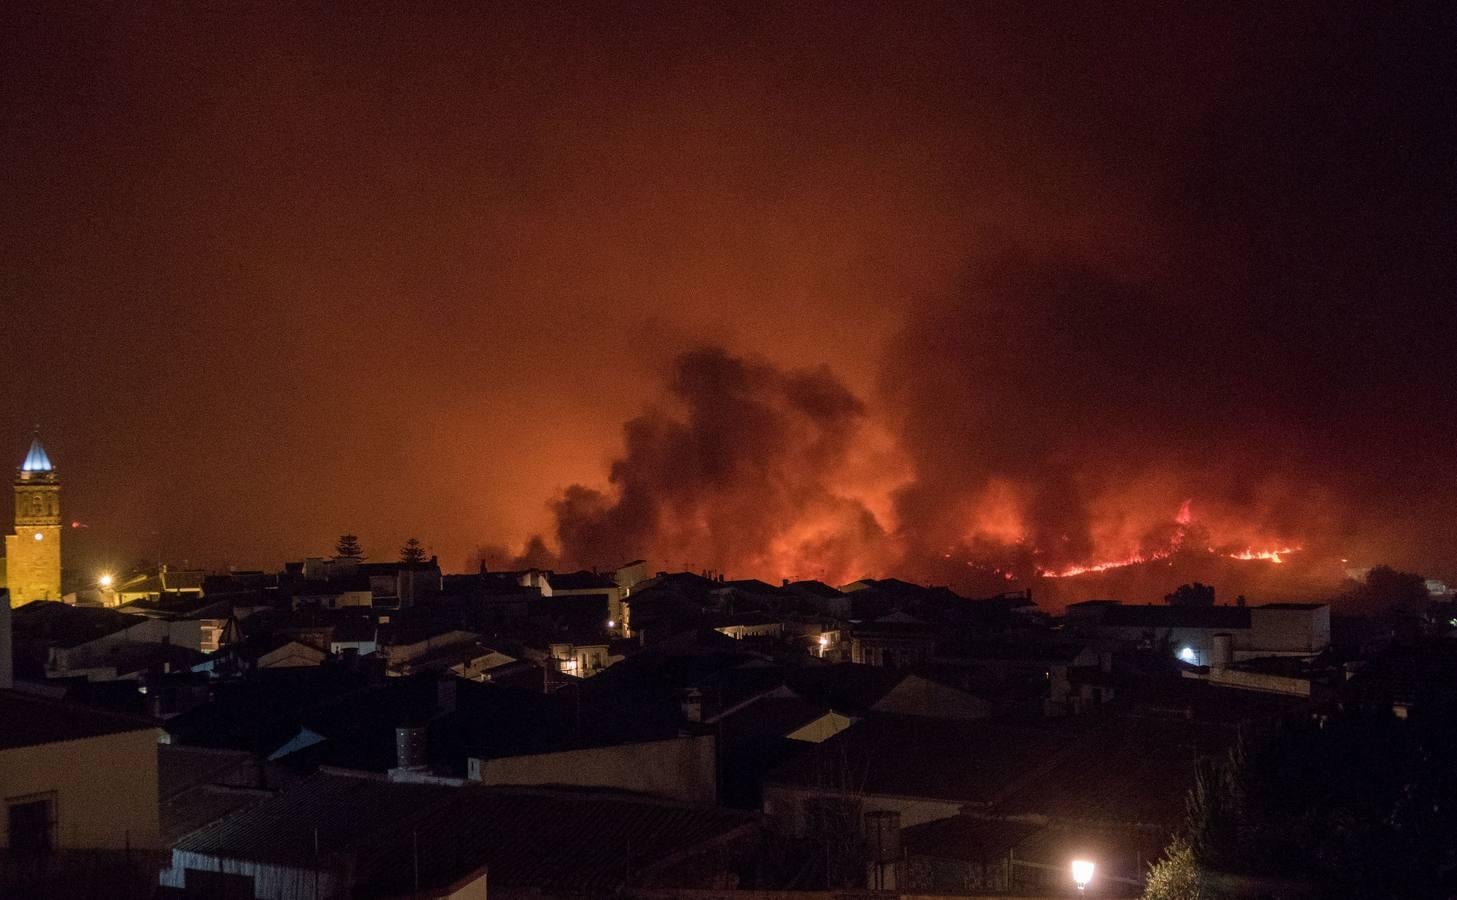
400 537 427 564
1142 838 1206 900
334 533 364 560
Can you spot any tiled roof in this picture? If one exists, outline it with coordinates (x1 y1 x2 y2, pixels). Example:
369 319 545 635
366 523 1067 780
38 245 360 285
0 689 159 749
91 641 207 677
12 602 136 648
717 695 831 738
273 676 596 773
1099 604 1251 630
719 579 783 595
160 745 258 800
548 570 619 591
785 580 845 598
936 637 1088 662
992 714 1238 827
785 663 906 712
902 815 1042 861
765 715 1070 805
162 783 272 845
162 667 376 753
718 612 782 627
116 569 206 595
175 772 756 895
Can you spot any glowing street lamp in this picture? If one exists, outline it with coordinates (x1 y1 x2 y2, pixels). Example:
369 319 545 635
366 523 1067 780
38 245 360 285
98 573 114 589
1071 858 1094 895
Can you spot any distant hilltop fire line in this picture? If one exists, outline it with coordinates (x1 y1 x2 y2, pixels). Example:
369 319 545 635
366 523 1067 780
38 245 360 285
1032 499 1303 579
1039 545 1303 579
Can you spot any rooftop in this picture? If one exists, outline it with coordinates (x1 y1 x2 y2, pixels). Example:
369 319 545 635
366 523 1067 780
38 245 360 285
1098 603 1252 630
175 770 756 895
765 715 1070 806
992 714 1236 827
785 579 845 598
786 663 911 713
12 602 137 648
548 570 620 591
902 815 1042 862
0 689 159 750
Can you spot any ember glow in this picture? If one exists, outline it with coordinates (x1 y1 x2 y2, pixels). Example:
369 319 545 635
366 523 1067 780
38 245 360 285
1040 545 1303 579
1225 548 1300 564
1038 502 1302 578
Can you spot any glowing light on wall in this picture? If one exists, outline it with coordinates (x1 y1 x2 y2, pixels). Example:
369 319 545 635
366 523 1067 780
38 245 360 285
1071 859 1094 890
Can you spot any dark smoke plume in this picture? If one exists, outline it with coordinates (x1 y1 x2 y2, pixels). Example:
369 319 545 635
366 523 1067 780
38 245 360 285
493 4 1455 601
508 347 892 581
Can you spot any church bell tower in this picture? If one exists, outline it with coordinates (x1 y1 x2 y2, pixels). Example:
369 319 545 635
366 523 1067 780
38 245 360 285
5 431 61 606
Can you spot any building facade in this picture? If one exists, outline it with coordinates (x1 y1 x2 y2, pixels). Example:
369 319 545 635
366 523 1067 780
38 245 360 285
4 435 61 606
0 690 163 851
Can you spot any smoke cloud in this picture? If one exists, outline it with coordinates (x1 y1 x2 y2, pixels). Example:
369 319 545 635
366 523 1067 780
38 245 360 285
506 4 1456 603
504 347 895 582
6 4 1451 599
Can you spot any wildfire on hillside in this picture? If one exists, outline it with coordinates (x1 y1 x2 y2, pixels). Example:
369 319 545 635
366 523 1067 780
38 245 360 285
1037 500 1302 578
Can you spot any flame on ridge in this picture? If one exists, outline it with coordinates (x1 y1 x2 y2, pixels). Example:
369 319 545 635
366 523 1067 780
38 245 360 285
1037 499 1302 578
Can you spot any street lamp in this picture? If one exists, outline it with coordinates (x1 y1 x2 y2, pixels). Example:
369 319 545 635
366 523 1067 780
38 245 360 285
98 573 117 607
1071 859 1094 895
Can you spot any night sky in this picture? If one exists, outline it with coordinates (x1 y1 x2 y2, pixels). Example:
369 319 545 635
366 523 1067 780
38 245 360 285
3 4 1453 592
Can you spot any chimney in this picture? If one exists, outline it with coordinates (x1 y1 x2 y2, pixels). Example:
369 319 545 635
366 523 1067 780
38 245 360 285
395 725 429 771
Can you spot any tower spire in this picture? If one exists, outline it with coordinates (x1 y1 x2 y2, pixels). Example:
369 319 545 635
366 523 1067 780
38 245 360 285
8 429 62 604
20 430 53 474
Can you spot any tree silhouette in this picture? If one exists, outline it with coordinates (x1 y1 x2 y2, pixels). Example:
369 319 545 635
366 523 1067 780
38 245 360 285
1166 582 1215 607
1351 565 1429 616
400 538 427 564
1162 707 1457 898
334 533 364 560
